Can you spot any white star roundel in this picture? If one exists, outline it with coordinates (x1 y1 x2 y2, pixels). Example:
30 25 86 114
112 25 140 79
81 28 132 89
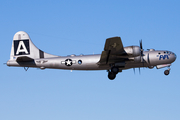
65 59 72 66
61 59 76 66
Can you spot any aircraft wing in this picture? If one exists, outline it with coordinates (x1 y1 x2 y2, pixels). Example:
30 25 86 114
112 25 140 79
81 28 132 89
98 37 125 65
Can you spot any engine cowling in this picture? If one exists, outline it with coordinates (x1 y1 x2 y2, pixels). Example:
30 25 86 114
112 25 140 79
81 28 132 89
134 56 141 63
124 46 141 57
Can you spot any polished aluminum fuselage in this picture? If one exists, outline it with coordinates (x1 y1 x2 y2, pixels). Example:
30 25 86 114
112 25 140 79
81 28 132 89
7 50 176 71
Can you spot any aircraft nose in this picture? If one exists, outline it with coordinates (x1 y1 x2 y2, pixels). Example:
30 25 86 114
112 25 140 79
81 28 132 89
174 53 177 60
172 52 177 62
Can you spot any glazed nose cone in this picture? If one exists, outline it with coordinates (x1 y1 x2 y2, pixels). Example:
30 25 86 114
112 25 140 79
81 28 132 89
172 52 177 62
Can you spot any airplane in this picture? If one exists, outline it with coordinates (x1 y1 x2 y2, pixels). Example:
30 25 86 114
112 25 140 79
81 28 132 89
6 31 177 80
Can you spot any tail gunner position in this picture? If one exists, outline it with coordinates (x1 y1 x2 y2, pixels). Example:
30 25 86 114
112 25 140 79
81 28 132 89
7 31 177 80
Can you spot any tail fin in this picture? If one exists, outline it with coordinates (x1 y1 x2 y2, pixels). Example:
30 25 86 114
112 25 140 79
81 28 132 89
10 31 58 61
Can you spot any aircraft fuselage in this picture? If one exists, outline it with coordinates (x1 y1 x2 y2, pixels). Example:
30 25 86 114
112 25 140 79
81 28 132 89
7 50 176 70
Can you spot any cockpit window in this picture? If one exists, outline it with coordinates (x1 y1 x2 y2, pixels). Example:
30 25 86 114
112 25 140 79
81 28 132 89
164 51 169 54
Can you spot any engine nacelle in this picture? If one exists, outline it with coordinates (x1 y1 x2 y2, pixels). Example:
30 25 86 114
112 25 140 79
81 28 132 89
124 46 141 57
134 56 141 63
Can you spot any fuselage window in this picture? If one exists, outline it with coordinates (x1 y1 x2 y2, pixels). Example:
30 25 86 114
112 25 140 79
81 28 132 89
78 60 82 65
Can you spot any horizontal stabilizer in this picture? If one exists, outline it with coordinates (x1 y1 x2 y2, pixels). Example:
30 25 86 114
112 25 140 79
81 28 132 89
16 56 34 62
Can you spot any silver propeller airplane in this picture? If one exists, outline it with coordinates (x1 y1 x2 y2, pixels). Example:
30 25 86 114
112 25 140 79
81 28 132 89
7 31 177 80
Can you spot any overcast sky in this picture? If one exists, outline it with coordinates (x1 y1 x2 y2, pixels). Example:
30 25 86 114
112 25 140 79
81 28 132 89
0 0 180 120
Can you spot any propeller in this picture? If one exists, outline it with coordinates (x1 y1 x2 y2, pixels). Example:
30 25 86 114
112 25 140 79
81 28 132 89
133 68 141 74
139 39 145 73
133 40 145 74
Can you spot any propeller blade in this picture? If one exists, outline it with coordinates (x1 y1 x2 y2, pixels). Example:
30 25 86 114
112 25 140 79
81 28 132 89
139 67 141 74
140 39 143 50
140 39 143 55
133 68 135 74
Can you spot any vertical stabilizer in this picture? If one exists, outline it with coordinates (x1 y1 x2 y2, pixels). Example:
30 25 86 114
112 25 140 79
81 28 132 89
10 31 58 60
